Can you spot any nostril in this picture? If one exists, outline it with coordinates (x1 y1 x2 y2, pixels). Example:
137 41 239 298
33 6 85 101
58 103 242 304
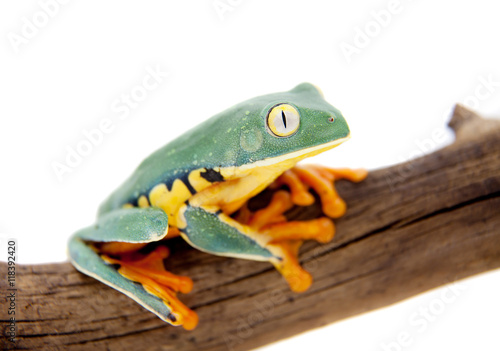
327 116 335 123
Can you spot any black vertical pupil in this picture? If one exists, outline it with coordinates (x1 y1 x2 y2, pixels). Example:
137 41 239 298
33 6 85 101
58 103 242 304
281 110 287 128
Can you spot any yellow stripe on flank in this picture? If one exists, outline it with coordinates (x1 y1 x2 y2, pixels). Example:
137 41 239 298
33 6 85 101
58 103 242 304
138 195 150 208
149 180 192 228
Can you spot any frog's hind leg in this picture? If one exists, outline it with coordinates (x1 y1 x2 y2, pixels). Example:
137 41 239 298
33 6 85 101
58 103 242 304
99 245 197 330
68 207 198 330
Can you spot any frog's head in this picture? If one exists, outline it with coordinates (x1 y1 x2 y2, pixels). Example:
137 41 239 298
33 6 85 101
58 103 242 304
229 83 350 168
165 83 350 175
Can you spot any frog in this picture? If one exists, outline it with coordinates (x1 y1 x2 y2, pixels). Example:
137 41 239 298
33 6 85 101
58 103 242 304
68 83 367 330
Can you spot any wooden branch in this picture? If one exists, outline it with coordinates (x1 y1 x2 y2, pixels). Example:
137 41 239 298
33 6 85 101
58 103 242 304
2 105 500 351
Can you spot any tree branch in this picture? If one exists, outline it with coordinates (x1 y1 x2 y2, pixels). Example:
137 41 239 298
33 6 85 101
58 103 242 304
1 105 500 351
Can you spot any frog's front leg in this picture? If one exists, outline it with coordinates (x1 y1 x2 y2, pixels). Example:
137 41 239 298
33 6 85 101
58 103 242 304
178 190 334 293
68 207 198 330
274 165 368 218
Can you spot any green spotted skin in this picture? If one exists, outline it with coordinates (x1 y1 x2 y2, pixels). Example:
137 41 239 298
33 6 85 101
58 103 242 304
182 206 274 259
68 83 351 328
98 83 349 216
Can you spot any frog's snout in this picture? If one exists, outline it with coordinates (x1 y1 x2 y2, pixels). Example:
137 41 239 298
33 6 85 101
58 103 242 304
328 112 350 140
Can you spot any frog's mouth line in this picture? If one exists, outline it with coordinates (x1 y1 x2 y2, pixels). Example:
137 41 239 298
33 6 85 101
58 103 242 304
240 134 351 170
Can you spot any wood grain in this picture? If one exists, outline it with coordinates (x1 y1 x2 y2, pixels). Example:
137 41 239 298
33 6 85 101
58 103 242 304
1 105 499 351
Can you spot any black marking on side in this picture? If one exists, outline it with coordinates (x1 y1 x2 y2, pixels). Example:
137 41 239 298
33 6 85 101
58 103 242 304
183 179 197 195
200 168 224 183
126 170 197 207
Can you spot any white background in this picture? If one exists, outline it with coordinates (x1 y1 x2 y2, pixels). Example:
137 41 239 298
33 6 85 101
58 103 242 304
1 1 499 350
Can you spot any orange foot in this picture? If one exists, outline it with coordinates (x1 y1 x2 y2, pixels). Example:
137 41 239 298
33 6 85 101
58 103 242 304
237 166 367 292
238 190 335 292
99 243 198 330
274 165 368 218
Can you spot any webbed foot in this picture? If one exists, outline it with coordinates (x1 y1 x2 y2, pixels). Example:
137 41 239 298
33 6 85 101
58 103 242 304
236 166 367 292
238 190 334 292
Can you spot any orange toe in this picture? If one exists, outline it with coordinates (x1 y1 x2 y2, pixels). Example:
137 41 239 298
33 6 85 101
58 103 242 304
263 217 335 244
248 190 294 229
276 170 316 206
270 241 312 293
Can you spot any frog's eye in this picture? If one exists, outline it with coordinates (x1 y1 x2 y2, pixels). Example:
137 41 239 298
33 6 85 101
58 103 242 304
266 104 300 137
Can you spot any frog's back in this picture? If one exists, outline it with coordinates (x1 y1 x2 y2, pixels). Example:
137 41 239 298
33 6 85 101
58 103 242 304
97 83 347 217
97 102 250 217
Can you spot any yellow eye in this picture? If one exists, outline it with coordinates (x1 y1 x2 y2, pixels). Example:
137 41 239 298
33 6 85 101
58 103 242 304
266 104 300 137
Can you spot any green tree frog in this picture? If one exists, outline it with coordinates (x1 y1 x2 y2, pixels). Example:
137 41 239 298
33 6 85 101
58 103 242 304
68 83 367 330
